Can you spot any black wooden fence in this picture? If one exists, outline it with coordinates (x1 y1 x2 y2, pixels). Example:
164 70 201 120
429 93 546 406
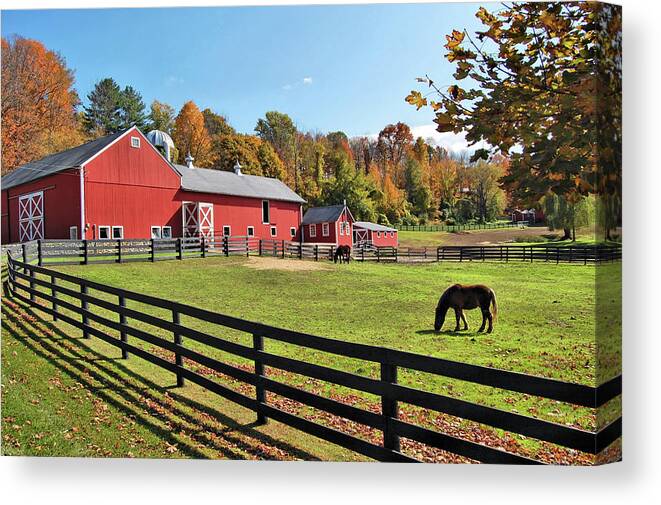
397 221 528 232
4 238 621 267
5 252 622 464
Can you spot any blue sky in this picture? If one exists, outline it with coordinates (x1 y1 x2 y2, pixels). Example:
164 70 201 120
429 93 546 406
2 3 486 149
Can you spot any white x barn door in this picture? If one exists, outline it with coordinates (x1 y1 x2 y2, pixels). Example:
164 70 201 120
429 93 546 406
18 191 44 242
198 203 214 240
182 201 214 239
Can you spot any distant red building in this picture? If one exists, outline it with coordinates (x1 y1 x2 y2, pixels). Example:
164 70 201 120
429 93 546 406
301 203 354 247
353 222 398 247
1 127 305 244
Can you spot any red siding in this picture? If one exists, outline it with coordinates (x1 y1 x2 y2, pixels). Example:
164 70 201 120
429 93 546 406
177 190 301 241
303 207 354 246
369 228 398 247
83 129 181 239
1 169 81 243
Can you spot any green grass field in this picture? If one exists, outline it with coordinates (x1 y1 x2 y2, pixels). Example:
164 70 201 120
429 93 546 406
1 256 621 463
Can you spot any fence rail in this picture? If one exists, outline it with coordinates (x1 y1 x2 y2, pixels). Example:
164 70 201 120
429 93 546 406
397 221 528 232
2 238 621 267
5 252 621 463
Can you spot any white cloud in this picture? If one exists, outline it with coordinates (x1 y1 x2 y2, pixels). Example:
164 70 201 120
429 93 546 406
409 124 473 153
164 75 184 87
282 84 293 91
303 77 313 85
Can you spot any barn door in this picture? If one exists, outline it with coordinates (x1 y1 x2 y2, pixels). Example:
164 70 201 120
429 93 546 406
18 191 44 242
354 228 369 247
182 202 214 240
183 202 199 238
198 203 214 240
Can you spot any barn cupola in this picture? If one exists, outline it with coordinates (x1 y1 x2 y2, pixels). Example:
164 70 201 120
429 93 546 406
233 160 243 176
185 152 195 169
146 130 175 161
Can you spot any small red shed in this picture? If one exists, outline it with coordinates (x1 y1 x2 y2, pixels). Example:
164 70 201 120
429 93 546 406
353 221 398 247
301 203 354 247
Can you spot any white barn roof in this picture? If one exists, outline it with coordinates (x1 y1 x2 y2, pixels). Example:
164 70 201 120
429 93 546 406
354 221 397 232
174 164 305 204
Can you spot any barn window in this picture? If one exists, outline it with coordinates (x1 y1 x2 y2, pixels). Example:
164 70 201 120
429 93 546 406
390 231 394 237
309 224 316 238
262 200 270 224
290 227 296 238
344 222 351 234
151 226 161 239
99 226 111 240
270 226 277 237
322 223 329 237
162 227 172 239
376 231 381 238
223 226 231 236
130 136 141 148
247 226 255 237
69 226 78 240
112 226 124 239
339 222 344 236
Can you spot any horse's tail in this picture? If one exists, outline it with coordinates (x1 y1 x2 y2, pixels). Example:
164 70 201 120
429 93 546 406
490 289 498 321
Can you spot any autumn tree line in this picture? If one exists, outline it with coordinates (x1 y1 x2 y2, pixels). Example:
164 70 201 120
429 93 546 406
1 35 509 228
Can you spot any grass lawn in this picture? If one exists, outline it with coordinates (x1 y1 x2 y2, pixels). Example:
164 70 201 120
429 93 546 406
2 256 621 463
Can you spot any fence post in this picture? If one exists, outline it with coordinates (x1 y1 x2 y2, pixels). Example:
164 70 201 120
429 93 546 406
315 244 319 262
530 246 533 263
569 246 574 263
258 239 262 257
281 240 285 259
380 359 400 454
150 239 155 262
29 267 36 302
51 275 58 321
172 309 184 387
83 239 89 265
201 236 206 258
376 247 380 263
298 241 302 260
246 236 250 257
22 243 28 273
224 236 230 257
177 238 183 260
81 284 89 339
37 239 43 266
584 248 588 265
460 248 463 262
481 246 485 262
556 247 560 264
119 294 128 359
361 247 365 262
253 333 267 424
505 247 509 262
117 239 123 263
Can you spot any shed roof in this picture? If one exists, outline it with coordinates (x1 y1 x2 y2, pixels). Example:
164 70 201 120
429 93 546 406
301 204 349 225
174 164 305 204
1 129 130 191
353 221 397 232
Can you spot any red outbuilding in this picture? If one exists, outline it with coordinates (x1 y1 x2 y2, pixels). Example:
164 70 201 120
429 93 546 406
353 221 398 248
1 126 305 244
301 203 354 247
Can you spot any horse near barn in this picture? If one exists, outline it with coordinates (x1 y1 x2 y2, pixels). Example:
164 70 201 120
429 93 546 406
434 284 497 333
334 245 351 264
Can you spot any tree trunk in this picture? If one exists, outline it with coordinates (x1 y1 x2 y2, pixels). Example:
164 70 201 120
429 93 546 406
562 228 571 240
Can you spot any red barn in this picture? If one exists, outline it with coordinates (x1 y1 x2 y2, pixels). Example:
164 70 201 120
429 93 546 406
301 203 354 247
1 126 305 244
353 221 398 247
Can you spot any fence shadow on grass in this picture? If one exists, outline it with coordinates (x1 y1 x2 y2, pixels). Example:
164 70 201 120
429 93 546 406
1 297 320 461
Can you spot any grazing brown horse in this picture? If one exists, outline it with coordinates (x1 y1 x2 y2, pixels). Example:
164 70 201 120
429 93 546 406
334 245 351 264
434 284 497 333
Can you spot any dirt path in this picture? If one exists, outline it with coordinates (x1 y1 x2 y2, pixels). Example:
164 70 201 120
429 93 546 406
440 226 560 246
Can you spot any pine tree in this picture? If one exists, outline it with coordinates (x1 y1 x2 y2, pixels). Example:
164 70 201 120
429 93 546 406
119 86 147 130
83 78 122 136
